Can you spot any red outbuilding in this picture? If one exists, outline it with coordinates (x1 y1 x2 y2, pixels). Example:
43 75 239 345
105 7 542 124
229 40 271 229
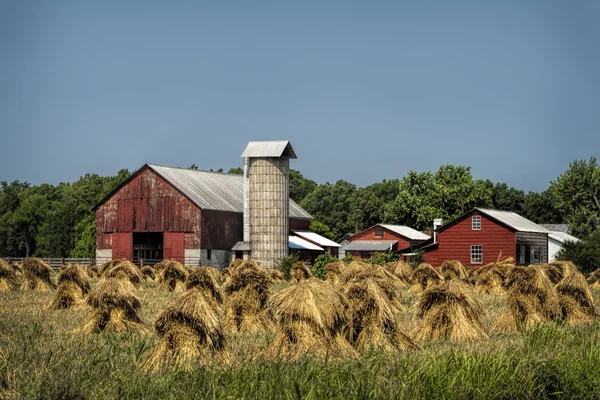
342 224 430 259
403 208 549 267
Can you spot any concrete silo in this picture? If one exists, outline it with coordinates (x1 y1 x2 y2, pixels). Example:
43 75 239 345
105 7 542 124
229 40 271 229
241 141 297 269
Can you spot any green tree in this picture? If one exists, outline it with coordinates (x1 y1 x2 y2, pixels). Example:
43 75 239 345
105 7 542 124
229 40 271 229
486 181 526 213
353 179 400 230
311 252 338 279
521 190 563 224
551 157 600 237
228 167 243 175
71 215 96 257
555 230 600 274
308 220 335 240
289 169 317 204
189 164 199 170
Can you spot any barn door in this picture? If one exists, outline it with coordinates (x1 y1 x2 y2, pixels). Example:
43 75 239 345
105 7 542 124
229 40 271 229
164 232 185 263
112 232 133 260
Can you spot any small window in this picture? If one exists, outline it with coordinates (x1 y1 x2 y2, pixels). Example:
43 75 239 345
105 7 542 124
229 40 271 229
360 252 371 259
374 227 384 238
207 249 212 260
471 245 483 264
531 246 540 264
472 216 481 230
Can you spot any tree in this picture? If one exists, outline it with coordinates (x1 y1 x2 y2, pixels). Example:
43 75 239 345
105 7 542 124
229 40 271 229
71 215 96 257
308 220 335 240
189 164 199 170
289 169 317 204
228 167 243 175
555 230 600 274
550 157 600 237
486 181 526 214
353 179 400 230
521 190 563 224
311 252 338 279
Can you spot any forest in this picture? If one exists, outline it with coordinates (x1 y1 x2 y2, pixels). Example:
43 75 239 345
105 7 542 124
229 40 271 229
0 158 598 259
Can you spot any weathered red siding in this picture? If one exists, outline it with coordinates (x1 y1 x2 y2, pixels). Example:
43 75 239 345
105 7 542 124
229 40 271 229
349 226 411 250
164 232 185 260
201 210 243 250
423 212 516 267
290 218 311 230
112 232 132 259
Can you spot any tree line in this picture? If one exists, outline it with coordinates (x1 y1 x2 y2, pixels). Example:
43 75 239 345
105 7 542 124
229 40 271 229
0 158 598 258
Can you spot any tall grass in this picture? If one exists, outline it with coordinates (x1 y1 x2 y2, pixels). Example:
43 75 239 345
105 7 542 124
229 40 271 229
1 286 600 399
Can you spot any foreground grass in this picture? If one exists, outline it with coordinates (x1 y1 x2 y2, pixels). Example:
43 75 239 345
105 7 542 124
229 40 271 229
1 286 600 399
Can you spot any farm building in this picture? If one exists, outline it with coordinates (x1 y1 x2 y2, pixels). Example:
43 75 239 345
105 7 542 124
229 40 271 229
403 208 549 267
94 141 330 269
342 224 430 259
547 230 580 262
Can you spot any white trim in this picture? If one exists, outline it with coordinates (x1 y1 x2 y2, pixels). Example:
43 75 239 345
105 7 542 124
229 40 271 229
472 216 481 230
470 245 483 264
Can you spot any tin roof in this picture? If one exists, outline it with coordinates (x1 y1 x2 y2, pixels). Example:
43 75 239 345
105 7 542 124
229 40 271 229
289 235 324 251
379 224 431 240
540 224 571 234
475 208 549 233
231 241 251 251
548 231 580 244
293 231 341 247
342 240 398 252
241 141 297 158
147 164 312 218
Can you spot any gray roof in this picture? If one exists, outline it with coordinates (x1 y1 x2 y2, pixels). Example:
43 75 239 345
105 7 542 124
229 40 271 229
379 224 431 240
540 224 571 234
289 236 324 251
342 240 398 252
293 231 341 247
241 141 297 158
548 232 580 244
475 208 549 234
231 241 251 251
148 164 312 218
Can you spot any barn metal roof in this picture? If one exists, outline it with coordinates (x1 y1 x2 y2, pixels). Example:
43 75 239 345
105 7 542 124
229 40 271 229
289 235 324 251
148 164 312 218
475 208 549 233
540 224 571 234
342 240 398 252
240 141 297 158
548 231 580 244
293 231 341 247
379 224 431 240
231 241 251 251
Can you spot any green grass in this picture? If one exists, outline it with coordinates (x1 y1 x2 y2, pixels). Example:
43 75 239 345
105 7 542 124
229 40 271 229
2 284 600 399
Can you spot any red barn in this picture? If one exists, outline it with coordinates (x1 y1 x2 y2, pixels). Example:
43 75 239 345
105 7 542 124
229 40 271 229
406 208 549 267
342 224 430 259
94 164 312 268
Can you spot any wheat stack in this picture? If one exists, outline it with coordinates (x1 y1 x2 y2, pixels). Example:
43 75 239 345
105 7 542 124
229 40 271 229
325 261 346 286
20 258 56 291
0 259 18 292
74 278 148 334
413 281 487 343
140 266 156 282
185 267 222 305
439 260 469 282
98 260 120 277
270 269 285 283
106 260 144 289
290 262 312 283
46 263 92 310
384 260 413 284
556 268 597 326
587 268 600 289
263 278 357 360
408 263 442 293
492 266 561 333
156 260 188 292
139 288 232 373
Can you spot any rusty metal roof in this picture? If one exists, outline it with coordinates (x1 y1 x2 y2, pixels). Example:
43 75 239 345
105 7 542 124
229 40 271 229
240 141 297 158
148 164 312 218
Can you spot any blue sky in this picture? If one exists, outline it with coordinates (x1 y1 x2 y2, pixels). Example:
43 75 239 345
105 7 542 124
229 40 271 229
1 1 599 192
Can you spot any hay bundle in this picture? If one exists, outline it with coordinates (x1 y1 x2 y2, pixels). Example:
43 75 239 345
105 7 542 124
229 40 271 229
10 262 22 275
439 260 469 282
74 278 148 334
57 264 91 294
204 266 222 282
20 258 56 291
0 259 18 292
46 281 86 310
185 267 222 304
345 277 418 352
235 259 264 276
106 260 143 289
539 263 565 285
408 263 442 293
139 288 232 373
90 265 100 278
325 261 346 286
384 260 413 283
157 261 188 292
340 261 399 285
222 268 273 334
221 267 233 283
587 268 600 289
413 281 487 342
290 262 312 283
493 266 561 333
472 263 511 294
556 270 597 326
98 260 120 277
264 278 357 360
140 266 156 282
270 269 285 282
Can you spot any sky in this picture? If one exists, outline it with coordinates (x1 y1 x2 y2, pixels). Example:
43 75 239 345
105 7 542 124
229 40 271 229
1 1 599 192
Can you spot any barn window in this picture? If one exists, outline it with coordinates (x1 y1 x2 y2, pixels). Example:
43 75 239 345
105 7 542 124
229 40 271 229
471 245 483 264
472 216 481 230
374 227 384 238
207 249 212 260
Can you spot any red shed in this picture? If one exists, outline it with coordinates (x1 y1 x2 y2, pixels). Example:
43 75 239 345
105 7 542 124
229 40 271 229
342 224 430 259
95 164 312 268
405 208 549 267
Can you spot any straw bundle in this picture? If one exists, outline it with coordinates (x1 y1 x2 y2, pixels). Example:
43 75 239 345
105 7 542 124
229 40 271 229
185 267 222 304
493 266 561 333
139 288 232 373
233 259 262 275
157 260 188 292
263 278 357 360
74 278 148 334
439 260 469 282
222 268 273 334
340 261 399 286
106 260 143 289
98 260 120 277
472 263 511 294
270 269 285 283
204 266 222 282
413 281 487 343
408 263 442 293
324 261 345 286
345 277 418 352
58 264 91 294
221 267 233 283
10 262 22 275
140 266 156 282
0 259 18 292
587 268 600 289
290 262 312 283
384 260 413 284
556 270 597 326
90 265 100 278
20 258 56 291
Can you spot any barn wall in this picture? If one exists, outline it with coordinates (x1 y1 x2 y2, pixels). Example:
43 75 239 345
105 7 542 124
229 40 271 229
201 210 243 250
423 212 516 267
516 232 548 264
289 218 311 230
